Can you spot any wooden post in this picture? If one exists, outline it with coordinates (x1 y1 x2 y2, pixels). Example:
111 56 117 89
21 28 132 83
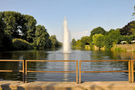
76 60 78 84
128 60 131 83
131 60 134 83
79 61 81 84
25 59 27 83
23 60 25 83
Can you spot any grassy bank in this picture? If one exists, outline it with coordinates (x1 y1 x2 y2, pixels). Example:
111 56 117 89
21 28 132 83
111 44 135 52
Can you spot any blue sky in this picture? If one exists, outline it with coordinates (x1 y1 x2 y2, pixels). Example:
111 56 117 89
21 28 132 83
0 0 134 41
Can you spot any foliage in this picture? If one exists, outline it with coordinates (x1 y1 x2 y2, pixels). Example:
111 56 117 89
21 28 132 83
49 35 61 48
120 21 135 35
92 34 104 50
34 25 51 49
0 11 61 51
0 12 12 50
120 35 135 44
90 27 106 36
22 15 37 42
71 36 91 49
72 38 76 49
12 38 33 50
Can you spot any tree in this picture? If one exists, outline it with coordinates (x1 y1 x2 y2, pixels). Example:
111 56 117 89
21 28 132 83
22 15 37 42
72 38 76 49
0 12 12 50
0 11 61 50
92 34 104 50
75 40 83 49
34 25 51 49
12 38 33 50
90 27 106 36
120 21 135 35
104 29 122 49
81 36 90 44
2 11 22 38
49 35 60 48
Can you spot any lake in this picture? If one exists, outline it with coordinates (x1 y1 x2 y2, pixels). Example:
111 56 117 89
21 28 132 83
0 49 133 82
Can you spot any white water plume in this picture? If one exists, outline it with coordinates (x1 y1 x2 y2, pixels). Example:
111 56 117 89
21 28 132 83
63 17 71 53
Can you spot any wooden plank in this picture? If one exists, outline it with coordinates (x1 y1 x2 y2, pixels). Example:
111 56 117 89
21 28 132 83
80 60 129 62
27 70 75 73
81 70 128 73
0 70 22 72
131 61 134 83
76 60 78 84
0 60 23 62
128 60 131 83
79 61 81 84
26 60 76 62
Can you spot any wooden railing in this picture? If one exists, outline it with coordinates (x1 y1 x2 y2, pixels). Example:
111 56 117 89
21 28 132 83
0 60 78 83
0 60 134 84
79 60 134 83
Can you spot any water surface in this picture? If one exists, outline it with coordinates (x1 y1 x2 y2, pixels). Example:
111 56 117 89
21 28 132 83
0 49 132 82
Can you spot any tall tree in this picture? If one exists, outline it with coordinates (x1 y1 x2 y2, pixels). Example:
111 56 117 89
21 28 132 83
22 15 37 42
0 12 12 50
120 21 135 35
72 38 76 49
90 27 106 36
34 25 51 49
49 35 59 48
92 34 104 50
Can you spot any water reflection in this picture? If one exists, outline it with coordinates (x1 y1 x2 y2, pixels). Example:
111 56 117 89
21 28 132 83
0 50 134 81
0 50 49 81
64 53 69 81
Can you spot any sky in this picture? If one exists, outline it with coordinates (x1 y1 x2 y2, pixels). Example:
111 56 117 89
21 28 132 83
0 0 135 41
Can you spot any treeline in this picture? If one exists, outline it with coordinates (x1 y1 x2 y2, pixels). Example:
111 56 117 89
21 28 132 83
72 21 135 50
0 11 61 50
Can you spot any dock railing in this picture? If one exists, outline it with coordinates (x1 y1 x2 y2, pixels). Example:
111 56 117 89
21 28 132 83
0 59 134 84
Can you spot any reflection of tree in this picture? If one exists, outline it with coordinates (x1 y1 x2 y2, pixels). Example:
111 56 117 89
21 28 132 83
10 50 48 60
90 51 115 60
0 62 22 81
112 50 135 60
89 50 128 72
0 50 49 82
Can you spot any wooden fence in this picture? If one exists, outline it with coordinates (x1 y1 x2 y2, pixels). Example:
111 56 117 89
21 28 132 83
0 60 134 84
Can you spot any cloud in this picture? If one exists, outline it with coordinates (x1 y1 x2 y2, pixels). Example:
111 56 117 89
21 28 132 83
72 30 90 40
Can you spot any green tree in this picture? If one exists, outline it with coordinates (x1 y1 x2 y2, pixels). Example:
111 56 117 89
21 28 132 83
90 27 106 46
2 11 23 38
12 38 33 50
75 40 83 49
104 29 122 49
90 27 106 36
92 34 104 50
72 38 76 49
22 15 37 42
49 35 60 48
0 12 12 50
34 25 51 49
120 21 135 35
0 11 61 50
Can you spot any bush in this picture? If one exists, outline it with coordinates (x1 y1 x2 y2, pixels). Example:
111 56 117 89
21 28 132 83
12 38 33 50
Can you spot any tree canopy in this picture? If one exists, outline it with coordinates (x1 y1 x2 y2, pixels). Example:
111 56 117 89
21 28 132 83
90 27 106 36
92 34 104 50
120 21 135 35
0 11 61 50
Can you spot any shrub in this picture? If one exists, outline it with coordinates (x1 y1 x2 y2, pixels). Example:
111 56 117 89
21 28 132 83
12 38 33 50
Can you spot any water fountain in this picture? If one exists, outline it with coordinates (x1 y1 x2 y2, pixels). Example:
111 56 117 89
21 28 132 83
63 17 71 53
